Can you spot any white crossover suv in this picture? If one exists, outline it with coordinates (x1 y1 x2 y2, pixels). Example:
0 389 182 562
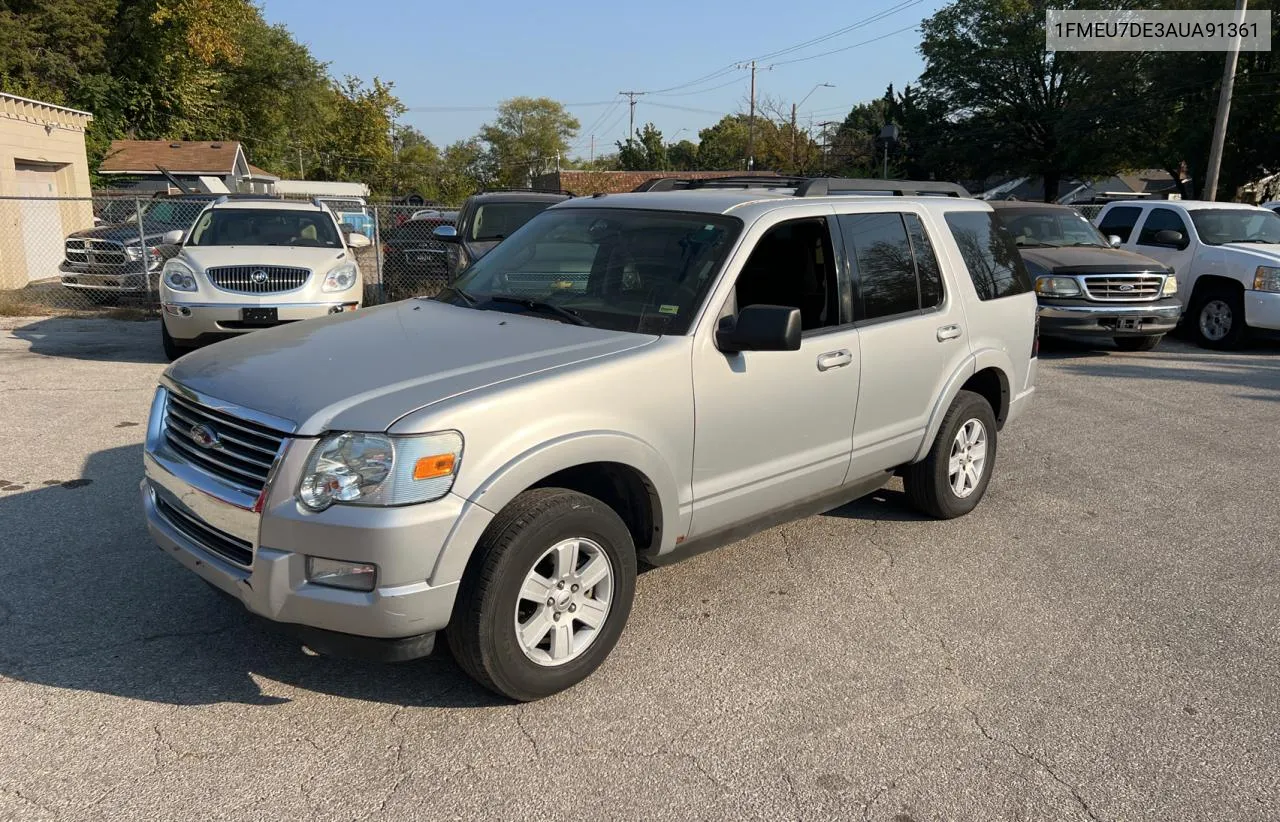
159 197 370 360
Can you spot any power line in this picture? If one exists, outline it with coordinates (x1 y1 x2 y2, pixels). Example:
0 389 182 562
772 23 920 67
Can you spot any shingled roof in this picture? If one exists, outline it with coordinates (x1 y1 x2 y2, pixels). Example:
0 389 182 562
99 140 245 174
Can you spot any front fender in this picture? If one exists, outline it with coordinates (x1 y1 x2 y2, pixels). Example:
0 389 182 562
910 347 1013 463
428 431 682 585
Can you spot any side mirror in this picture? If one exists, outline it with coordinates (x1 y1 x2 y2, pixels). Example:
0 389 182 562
1154 229 1186 248
715 305 802 354
1107 234 1122 248
433 224 459 243
346 232 371 248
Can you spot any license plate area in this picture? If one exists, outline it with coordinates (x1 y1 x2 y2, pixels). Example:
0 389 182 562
1116 317 1142 331
241 307 278 325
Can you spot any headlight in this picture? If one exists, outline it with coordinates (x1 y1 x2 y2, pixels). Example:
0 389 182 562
298 430 463 511
1162 275 1178 296
162 259 197 292
1255 266 1280 293
322 262 358 292
1034 276 1081 298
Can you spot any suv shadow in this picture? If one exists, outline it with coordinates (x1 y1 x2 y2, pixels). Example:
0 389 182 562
8 316 167 364
0 443 502 708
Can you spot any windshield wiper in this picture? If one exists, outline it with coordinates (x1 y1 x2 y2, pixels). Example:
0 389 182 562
484 295 592 327
1227 239 1278 244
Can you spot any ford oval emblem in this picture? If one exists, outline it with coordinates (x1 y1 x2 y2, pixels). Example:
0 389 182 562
189 423 221 450
1118 284 1135 292
250 269 269 284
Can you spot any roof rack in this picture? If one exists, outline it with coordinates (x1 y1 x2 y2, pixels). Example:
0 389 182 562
480 187 575 197
632 176 805 192
632 175 970 198
210 193 283 206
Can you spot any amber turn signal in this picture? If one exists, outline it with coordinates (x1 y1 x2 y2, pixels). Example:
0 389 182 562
413 454 456 480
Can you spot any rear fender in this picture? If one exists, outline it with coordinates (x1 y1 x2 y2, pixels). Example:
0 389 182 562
910 348 1012 463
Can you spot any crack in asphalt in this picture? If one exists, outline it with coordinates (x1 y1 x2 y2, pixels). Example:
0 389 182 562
865 522 949 658
966 707 1102 822
514 706 543 758
780 769 803 821
376 706 410 816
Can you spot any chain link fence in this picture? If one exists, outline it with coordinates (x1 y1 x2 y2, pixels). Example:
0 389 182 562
0 194 460 316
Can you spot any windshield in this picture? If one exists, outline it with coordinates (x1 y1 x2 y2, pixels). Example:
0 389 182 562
188 208 342 247
123 199 208 226
997 209 1109 248
470 202 558 241
443 207 741 334
1189 209 1280 245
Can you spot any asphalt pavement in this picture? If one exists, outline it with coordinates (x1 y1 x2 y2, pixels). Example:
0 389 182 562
0 316 1276 822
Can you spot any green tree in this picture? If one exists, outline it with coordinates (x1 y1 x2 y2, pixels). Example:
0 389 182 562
313 77 404 191
668 139 699 171
617 122 669 170
478 97 579 187
918 0 1132 200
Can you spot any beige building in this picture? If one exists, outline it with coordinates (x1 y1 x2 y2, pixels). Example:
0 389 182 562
0 92 95 290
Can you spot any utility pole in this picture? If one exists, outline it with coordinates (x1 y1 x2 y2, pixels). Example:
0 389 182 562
747 60 756 169
618 91 645 148
297 147 304 180
1204 0 1248 201
790 103 797 169
590 135 594 164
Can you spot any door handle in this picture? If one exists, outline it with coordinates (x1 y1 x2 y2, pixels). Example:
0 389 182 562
937 324 962 342
816 350 853 371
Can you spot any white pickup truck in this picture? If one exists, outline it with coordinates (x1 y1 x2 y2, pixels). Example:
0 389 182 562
1095 200 1280 348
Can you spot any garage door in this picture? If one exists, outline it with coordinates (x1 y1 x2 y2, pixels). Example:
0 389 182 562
15 162 66 285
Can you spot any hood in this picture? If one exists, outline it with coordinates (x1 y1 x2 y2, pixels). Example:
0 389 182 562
1017 245 1169 273
165 300 657 435
67 222 181 244
182 245 353 274
1218 243 1280 266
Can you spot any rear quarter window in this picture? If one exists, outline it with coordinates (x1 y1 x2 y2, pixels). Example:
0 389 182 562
943 211 1033 301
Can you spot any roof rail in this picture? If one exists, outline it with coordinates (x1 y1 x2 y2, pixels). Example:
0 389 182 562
794 178 970 198
631 175 970 197
632 176 804 193
480 187 575 197
210 193 284 206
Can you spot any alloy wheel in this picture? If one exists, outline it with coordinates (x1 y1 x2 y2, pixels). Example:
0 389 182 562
948 419 988 499
514 537 614 667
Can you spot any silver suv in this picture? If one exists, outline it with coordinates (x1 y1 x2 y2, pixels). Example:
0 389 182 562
141 177 1038 701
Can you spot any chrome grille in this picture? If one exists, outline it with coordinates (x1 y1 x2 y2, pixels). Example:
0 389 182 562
162 392 285 493
154 494 253 567
1081 275 1164 301
65 238 127 267
206 265 310 294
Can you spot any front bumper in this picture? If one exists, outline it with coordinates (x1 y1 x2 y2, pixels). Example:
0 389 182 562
1037 297 1183 336
60 263 155 292
139 388 462 658
161 300 360 341
1244 289 1280 331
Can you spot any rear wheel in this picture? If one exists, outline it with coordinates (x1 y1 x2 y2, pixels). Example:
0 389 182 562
1114 335 1162 352
904 390 998 519
446 488 637 701
1191 286 1247 350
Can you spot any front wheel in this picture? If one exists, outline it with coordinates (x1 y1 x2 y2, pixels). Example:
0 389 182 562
1114 335 1162 352
904 390 998 519
446 488 637 701
161 319 192 362
1192 287 1247 350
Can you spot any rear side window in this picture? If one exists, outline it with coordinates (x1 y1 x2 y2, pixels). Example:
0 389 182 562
839 213 918 320
943 211 1033 301
1098 206 1141 242
1137 207 1190 246
904 214 943 310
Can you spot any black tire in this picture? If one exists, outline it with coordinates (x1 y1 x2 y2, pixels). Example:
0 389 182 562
904 390 998 520
161 319 191 362
1114 335 1162 352
446 488 637 702
1190 286 1248 350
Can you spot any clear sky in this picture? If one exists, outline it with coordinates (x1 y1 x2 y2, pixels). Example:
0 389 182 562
259 0 950 160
